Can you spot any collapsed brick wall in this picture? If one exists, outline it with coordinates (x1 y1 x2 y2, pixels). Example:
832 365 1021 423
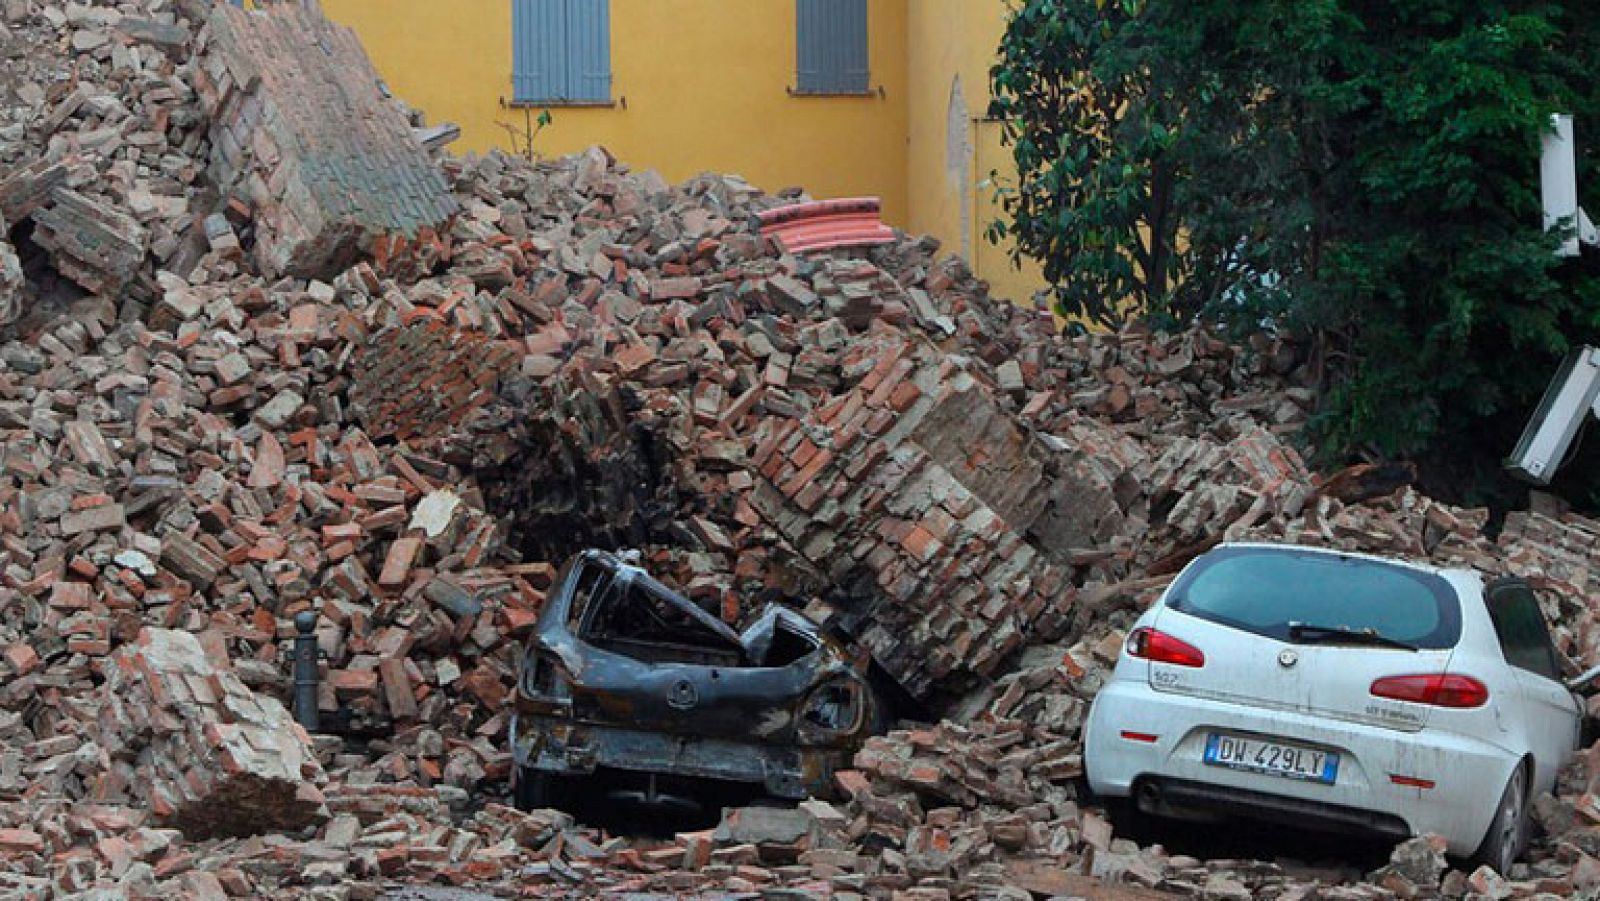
0 157 156 305
31 188 150 297
195 3 458 279
748 334 1110 702
349 316 521 445
907 377 1127 556
471 368 695 564
733 308 1341 705
92 628 328 839
0 158 72 224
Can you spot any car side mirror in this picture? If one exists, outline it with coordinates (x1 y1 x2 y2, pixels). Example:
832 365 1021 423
1565 663 1600 691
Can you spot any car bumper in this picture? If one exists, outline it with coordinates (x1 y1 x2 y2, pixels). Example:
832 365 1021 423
511 712 850 799
1084 679 1518 855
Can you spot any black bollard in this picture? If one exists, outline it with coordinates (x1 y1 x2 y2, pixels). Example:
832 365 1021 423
293 610 320 732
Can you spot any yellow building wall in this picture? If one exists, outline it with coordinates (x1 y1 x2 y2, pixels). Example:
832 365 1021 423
321 0 1046 305
905 0 1046 308
320 0 911 225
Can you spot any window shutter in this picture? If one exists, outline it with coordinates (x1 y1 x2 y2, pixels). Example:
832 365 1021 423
565 0 611 103
513 0 609 103
513 0 563 102
797 0 868 94
839 0 869 93
796 0 822 92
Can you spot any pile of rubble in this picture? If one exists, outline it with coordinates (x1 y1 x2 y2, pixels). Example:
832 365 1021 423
8 0 1600 898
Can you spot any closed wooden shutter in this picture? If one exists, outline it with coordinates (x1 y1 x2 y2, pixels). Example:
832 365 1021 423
512 0 610 103
566 0 611 102
797 0 869 95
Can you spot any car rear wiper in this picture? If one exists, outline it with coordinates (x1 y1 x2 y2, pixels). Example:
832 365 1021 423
1286 622 1418 651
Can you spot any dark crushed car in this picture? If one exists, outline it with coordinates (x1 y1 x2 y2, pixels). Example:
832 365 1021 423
511 549 881 809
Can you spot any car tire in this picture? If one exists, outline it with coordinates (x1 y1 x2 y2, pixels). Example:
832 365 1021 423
1474 764 1528 875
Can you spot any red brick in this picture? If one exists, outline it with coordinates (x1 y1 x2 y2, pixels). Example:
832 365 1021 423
49 581 93 610
457 665 508 709
327 668 380 696
648 276 701 299
4 643 39 675
377 533 424 587
614 341 658 376
0 828 43 855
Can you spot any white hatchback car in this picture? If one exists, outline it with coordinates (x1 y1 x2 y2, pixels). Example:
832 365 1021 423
1085 542 1584 873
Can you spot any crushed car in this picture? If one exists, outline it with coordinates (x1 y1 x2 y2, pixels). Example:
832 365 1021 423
1086 542 1588 874
511 549 882 810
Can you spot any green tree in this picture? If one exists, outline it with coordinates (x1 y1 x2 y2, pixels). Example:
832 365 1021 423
992 0 1600 507
987 0 1188 329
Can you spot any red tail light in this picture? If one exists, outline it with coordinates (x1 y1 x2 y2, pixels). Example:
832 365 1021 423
1370 674 1488 708
1127 627 1205 667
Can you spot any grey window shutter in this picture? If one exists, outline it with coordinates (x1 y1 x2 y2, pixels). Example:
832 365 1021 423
513 0 609 103
796 0 821 91
840 0 869 92
513 0 564 102
797 0 868 94
565 0 611 103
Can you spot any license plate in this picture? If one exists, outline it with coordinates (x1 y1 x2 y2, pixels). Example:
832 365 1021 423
1204 733 1338 784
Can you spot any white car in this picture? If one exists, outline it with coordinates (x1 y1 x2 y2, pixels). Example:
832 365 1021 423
1085 542 1584 873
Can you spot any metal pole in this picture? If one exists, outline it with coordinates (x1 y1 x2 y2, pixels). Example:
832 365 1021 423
293 610 320 732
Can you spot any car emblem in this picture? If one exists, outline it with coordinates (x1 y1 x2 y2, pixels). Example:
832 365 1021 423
1278 649 1299 668
667 679 699 709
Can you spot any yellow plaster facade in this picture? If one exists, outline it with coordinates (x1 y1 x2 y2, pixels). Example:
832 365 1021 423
319 0 1045 305
904 0 1045 305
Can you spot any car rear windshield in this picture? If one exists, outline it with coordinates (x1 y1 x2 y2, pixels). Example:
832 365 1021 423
1167 546 1461 649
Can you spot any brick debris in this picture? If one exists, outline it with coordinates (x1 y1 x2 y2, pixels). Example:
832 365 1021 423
3 1 1600 899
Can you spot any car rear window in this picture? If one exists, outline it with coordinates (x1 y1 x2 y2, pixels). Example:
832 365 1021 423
1167 546 1461 649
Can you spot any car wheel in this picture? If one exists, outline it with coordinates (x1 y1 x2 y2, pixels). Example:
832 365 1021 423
1474 764 1528 875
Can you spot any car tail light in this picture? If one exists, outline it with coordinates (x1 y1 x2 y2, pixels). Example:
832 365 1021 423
1370 674 1488 708
1126 627 1205 667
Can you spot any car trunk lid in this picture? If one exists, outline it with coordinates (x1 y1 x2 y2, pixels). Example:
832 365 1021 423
1145 606 1453 733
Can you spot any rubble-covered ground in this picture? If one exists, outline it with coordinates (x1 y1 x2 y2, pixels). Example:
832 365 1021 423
7 1 1600 899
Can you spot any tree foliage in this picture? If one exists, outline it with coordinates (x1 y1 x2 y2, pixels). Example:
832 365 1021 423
991 0 1600 507
987 0 1188 329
